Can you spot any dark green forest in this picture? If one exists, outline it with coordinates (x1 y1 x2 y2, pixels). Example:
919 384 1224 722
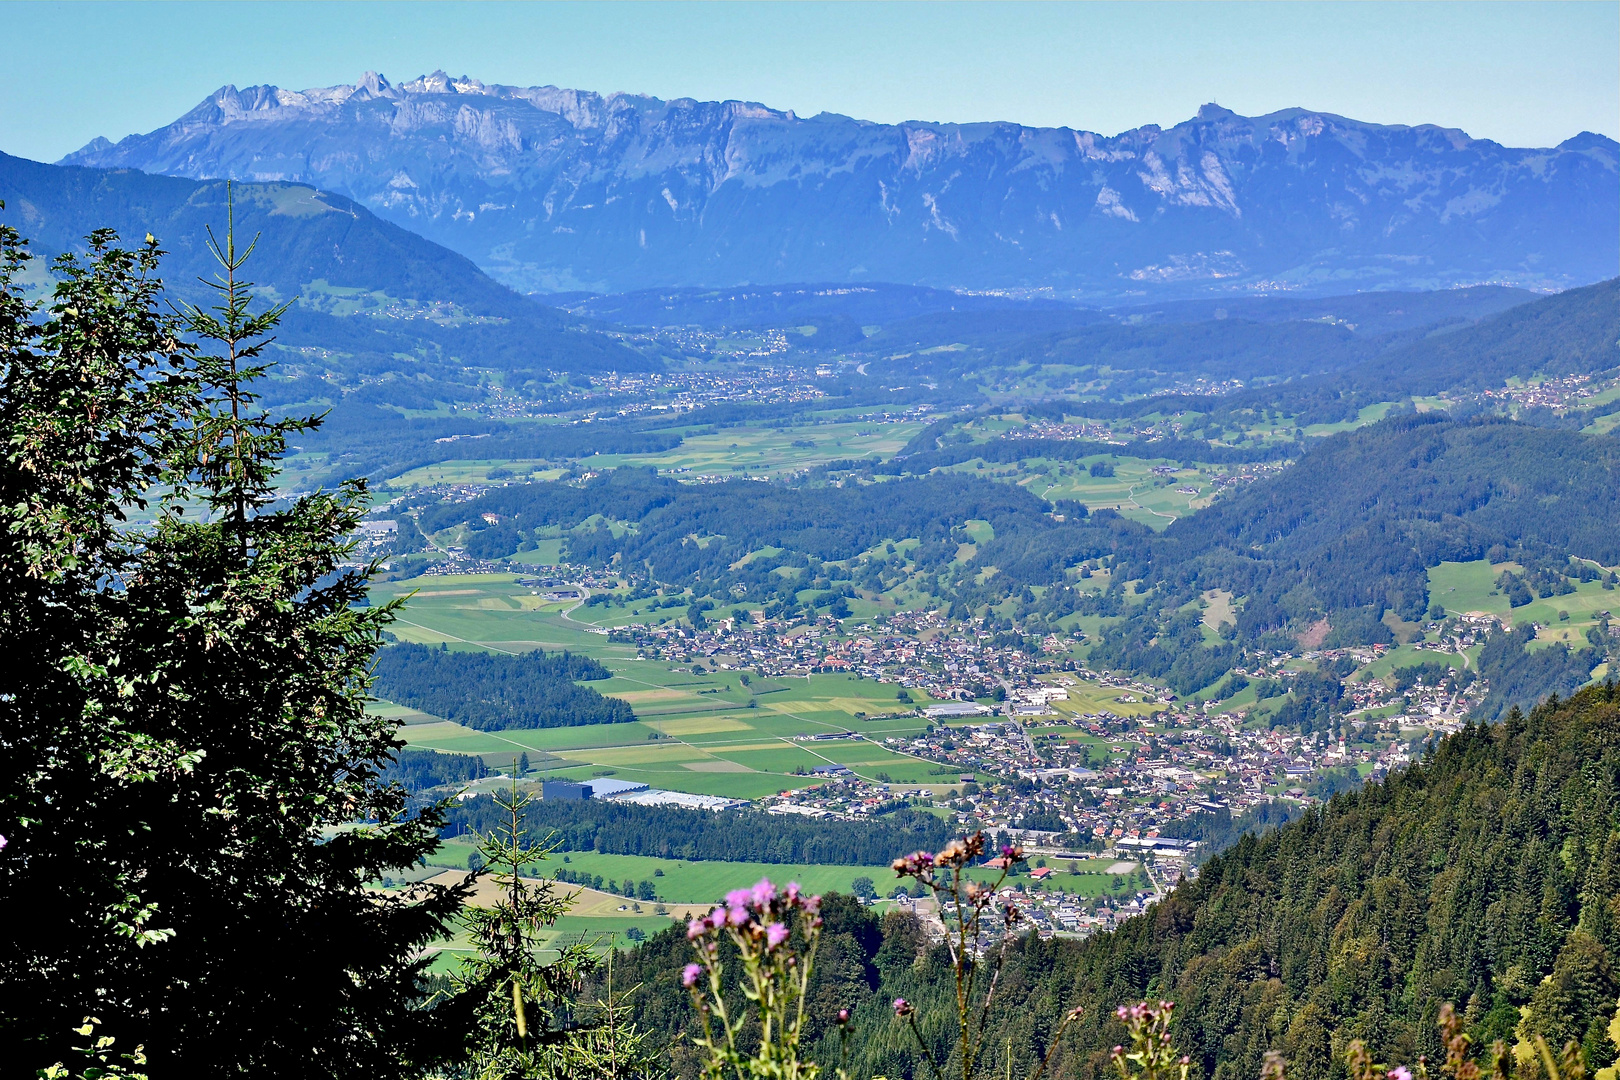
1131 415 1620 626
1340 277 1620 396
371 642 633 730
384 747 492 792
1470 624 1604 722
600 684 1620 1080
443 797 958 865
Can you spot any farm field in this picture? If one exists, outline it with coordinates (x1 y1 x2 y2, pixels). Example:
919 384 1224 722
1037 679 1168 720
582 418 926 479
417 872 697 965
411 845 1150 967
941 456 1215 530
1353 643 1472 683
387 461 570 487
371 574 955 797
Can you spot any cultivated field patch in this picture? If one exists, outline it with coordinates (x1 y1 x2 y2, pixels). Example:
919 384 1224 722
649 715 753 736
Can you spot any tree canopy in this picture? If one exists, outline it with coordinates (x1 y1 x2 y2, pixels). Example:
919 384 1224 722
0 203 465 1076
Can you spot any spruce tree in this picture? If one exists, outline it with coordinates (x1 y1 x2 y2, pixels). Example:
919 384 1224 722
0 196 467 1075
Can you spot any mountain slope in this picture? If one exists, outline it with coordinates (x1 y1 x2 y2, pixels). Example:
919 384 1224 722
0 151 648 373
1341 276 1620 395
1052 414 1617 703
61 73 1620 296
1156 415 1620 582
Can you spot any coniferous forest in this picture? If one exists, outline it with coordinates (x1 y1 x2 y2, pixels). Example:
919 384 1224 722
0 212 464 1074
372 642 633 729
444 796 958 865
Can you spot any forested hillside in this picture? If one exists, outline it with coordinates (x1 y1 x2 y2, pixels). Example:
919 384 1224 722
1082 415 1619 694
435 416 1619 698
422 467 1142 605
602 683 1620 1080
1172 276 1620 426
1139 415 1620 620
1341 276 1620 396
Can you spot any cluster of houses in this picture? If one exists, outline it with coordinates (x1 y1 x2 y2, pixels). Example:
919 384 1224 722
622 607 1064 702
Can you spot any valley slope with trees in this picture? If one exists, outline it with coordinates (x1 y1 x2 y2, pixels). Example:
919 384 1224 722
602 685 1620 1080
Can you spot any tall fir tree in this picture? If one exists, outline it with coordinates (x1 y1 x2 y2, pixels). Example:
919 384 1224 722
0 193 468 1075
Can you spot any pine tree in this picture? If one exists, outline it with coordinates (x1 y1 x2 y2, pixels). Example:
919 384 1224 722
0 193 468 1075
447 769 659 1079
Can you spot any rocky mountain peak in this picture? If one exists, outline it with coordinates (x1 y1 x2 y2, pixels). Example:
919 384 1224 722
60 76 1618 296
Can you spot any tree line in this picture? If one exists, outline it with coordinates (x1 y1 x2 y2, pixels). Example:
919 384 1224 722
444 795 956 865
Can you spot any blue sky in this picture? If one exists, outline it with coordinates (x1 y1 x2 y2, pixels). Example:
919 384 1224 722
3 1 1615 163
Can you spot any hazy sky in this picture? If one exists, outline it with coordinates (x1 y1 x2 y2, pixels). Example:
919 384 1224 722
3 1 1615 163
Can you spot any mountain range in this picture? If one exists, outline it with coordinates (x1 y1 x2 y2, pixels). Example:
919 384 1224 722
61 71 1620 297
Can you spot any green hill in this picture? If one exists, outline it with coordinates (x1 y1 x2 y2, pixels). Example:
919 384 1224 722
1141 414 1620 625
0 151 649 375
603 683 1620 1080
1344 277 1620 396
1058 413 1617 698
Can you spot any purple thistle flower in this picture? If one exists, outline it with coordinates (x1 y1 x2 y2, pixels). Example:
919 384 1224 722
682 963 703 988
687 918 707 940
724 888 751 909
765 922 790 949
750 877 777 908
1389 1068 1413 1080
726 904 750 927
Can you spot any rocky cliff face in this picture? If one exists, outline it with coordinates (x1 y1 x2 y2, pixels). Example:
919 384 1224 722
63 71 1620 296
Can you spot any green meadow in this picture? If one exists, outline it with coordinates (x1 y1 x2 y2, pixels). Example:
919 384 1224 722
939 455 1213 531
384 418 929 490
1428 559 1617 647
370 574 955 799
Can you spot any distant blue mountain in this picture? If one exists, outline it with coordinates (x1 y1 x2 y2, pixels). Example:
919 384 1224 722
61 72 1619 297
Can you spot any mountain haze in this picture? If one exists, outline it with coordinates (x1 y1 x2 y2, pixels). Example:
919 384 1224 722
62 72 1620 296
0 151 648 372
